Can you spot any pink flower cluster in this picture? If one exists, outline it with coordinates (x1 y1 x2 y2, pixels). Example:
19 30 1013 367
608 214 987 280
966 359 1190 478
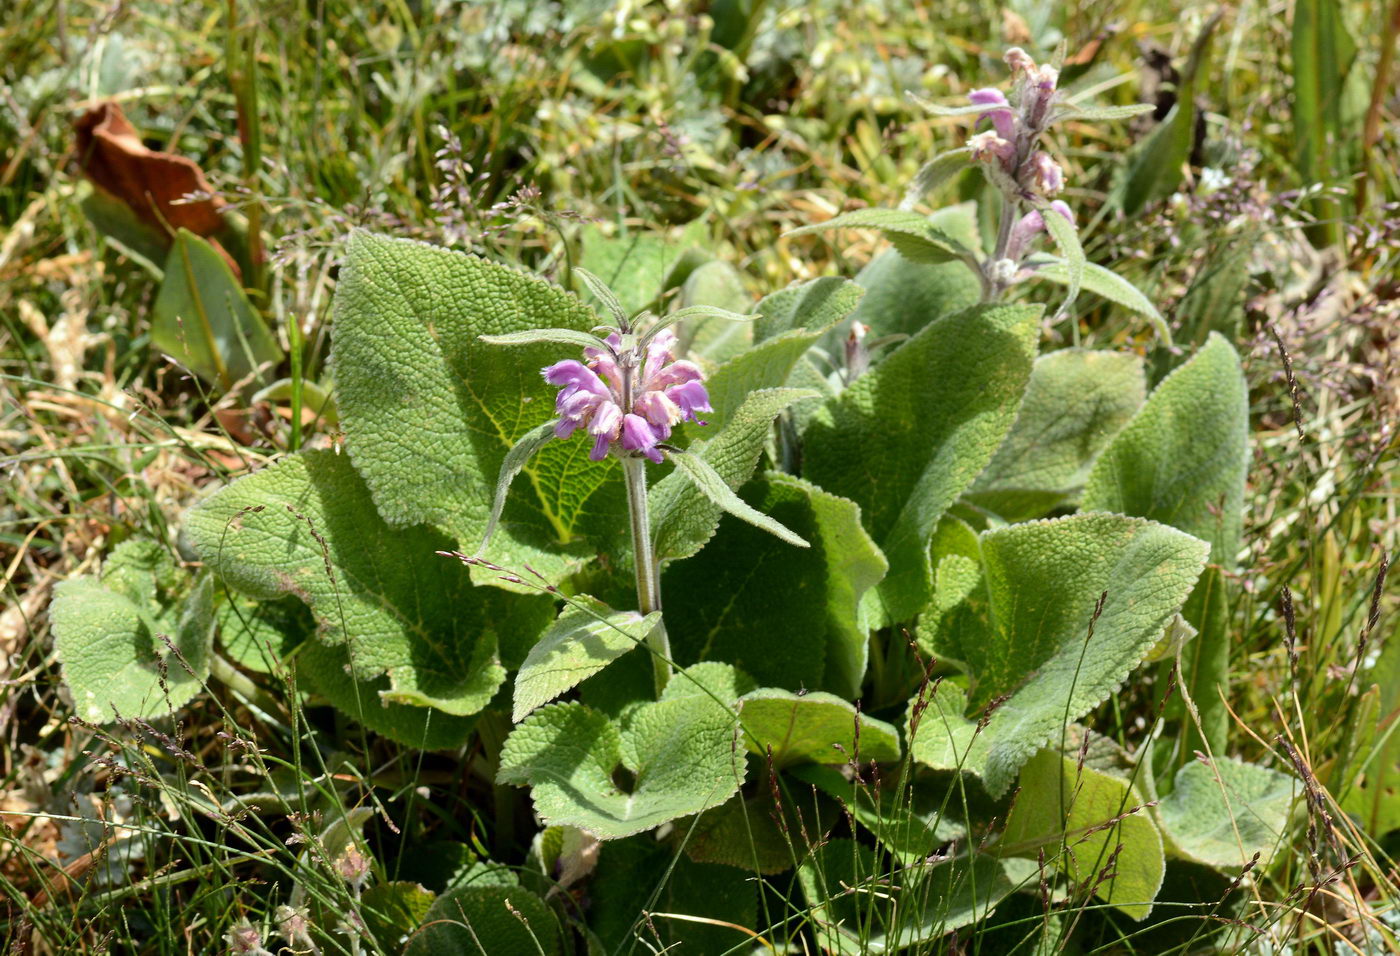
965 47 1066 202
543 328 711 464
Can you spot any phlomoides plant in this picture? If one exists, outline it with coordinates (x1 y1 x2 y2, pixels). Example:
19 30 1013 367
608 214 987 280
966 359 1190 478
49 46 1298 949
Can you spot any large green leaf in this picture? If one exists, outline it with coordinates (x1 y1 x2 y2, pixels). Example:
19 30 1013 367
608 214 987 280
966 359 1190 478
330 231 624 587
51 555 213 722
649 388 816 563
738 689 900 768
803 302 1040 624
497 664 748 839
152 229 282 391
403 884 562 955
906 681 990 776
663 474 886 696
846 204 984 340
184 448 552 717
1083 333 1249 567
512 598 660 722
967 348 1145 521
925 514 1208 796
589 835 758 952
701 284 854 431
799 839 1014 952
1158 758 1295 869
1002 749 1165 921
752 276 864 344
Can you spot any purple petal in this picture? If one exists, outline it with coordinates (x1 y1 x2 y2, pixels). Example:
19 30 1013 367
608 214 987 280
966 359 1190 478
543 360 608 397
620 413 661 455
555 418 580 439
1050 200 1074 224
589 400 623 438
969 88 1016 139
589 434 611 461
651 360 703 389
667 380 712 420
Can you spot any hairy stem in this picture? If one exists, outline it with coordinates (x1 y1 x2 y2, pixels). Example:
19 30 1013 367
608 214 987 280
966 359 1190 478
623 454 671 694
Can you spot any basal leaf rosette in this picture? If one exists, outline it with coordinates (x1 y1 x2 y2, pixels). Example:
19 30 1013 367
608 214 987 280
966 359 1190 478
184 449 552 726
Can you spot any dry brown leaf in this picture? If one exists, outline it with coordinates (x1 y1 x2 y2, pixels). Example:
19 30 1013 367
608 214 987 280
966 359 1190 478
74 101 228 238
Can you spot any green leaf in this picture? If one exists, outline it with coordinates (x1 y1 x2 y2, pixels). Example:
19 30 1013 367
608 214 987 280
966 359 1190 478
498 664 747 839
967 349 1146 521
678 785 819 874
663 476 886 696
788 207 974 264
803 302 1040 624
643 304 753 344
184 448 552 716
362 881 437 953
100 538 179 604
738 689 900 768
1033 197 1084 317
799 839 1015 952
1083 333 1249 567
589 835 757 952
790 764 964 863
1025 256 1171 344
52 573 213 722
1343 629 1400 836
152 229 282 391
680 260 755 363
752 276 864 344
79 184 169 277
669 449 809 548
1055 103 1156 121
899 147 974 210
513 597 660 722
847 204 984 340
576 221 706 317
1158 757 1295 869
1292 0 1359 187
330 231 621 589
479 421 559 554
1002 749 1165 921
295 639 476 749
650 387 816 563
214 595 310 674
1169 565 1232 763
930 514 1208 796
477 327 608 351
403 884 562 956
907 681 990 777
701 290 850 431
572 266 628 325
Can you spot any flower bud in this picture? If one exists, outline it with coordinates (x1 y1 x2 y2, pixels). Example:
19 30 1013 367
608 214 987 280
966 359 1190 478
968 130 1016 171
1004 47 1035 76
1026 151 1064 195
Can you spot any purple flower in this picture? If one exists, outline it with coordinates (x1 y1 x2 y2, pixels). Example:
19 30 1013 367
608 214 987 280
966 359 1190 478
969 88 1015 140
969 130 1016 172
541 323 711 464
1027 151 1064 195
1005 201 1075 261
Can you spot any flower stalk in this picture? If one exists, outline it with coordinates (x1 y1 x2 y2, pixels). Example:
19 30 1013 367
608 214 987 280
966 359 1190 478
622 454 671 693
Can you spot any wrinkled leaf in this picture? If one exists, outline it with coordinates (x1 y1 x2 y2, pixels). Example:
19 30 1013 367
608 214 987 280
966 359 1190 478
738 688 900 767
1159 757 1295 869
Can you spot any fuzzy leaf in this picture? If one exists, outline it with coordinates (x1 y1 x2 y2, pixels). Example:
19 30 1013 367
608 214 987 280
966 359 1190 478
52 572 213 722
650 387 816 563
498 665 747 839
664 475 886 696
900 147 974 210
403 884 562 955
752 276 864 344
153 229 281 390
847 204 983 340
1025 256 1171 343
1083 333 1249 567
931 514 1208 796
967 349 1146 521
803 302 1040 624
799 839 1015 952
513 598 660 722
1159 758 1295 868
669 450 809 548
572 266 628 325
1033 197 1084 317
479 421 559 553
907 681 990 776
576 221 707 317
738 689 900 767
1003 749 1165 920
477 327 607 351
789 207 973 264
184 449 552 717
331 231 624 589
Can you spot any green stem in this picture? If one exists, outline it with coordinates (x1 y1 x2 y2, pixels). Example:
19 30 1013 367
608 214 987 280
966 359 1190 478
623 455 670 694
